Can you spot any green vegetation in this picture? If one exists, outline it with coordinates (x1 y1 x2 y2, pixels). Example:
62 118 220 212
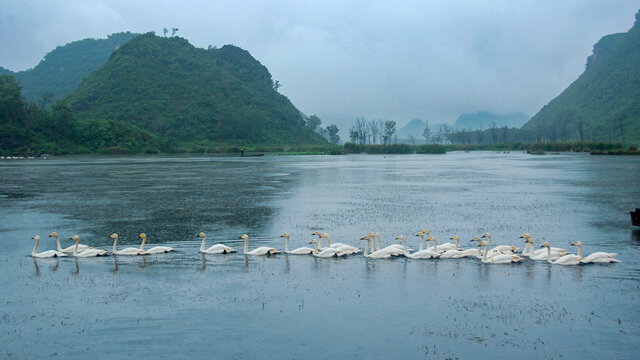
0 74 161 155
66 33 326 147
522 11 640 145
4 32 138 103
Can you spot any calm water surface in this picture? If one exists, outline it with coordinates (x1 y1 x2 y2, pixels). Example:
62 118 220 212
1 152 639 359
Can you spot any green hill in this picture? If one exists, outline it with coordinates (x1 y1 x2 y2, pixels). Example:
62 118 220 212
67 33 326 146
3 32 138 103
523 10 640 144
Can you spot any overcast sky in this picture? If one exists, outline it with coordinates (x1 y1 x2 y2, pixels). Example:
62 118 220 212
1 1 638 127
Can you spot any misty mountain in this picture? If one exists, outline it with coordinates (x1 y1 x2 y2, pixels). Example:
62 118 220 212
523 10 640 143
1 32 138 103
453 111 530 130
67 32 325 146
397 119 426 138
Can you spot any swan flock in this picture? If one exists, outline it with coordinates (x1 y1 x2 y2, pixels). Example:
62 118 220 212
28 231 620 265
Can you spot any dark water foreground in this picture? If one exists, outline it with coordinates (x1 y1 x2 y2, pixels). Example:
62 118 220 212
1 152 639 359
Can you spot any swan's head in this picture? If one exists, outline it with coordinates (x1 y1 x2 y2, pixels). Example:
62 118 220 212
109 233 118 239
524 237 533 244
239 234 249 240
197 232 205 238
280 233 290 238
415 232 422 237
32 235 40 240
360 234 369 240
540 242 550 248
311 231 321 236
49 232 58 238
422 229 430 235
309 238 317 244
476 240 485 247
470 236 480 243
519 233 532 239
481 233 491 238
138 233 146 239
395 234 406 240
428 236 435 241
70 235 80 241
571 241 582 246
450 235 459 240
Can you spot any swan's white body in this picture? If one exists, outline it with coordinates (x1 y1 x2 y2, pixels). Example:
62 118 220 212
198 232 236 254
572 241 620 264
310 238 347 258
50 232 92 253
396 235 440 259
438 236 477 258
313 232 360 255
539 243 579 265
110 233 148 255
70 235 108 257
426 235 460 252
282 234 314 255
480 233 520 253
138 233 175 254
371 232 409 253
31 235 68 258
360 236 395 258
480 234 523 264
520 234 567 259
241 234 280 256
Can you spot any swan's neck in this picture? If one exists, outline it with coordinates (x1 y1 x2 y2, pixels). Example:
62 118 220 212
433 238 438 252
54 234 62 252
325 235 331 247
401 237 408 254
522 242 530 256
455 237 460 249
418 235 424 251
482 237 492 262
313 239 320 254
285 236 290 252
363 238 370 257
200 235 206 252
546 246 552 263
32 238 40 255
73 239 80 255
243 238 249 254
112 236 118 253
376 234 381 251
577 244 582 258
139 236 147 250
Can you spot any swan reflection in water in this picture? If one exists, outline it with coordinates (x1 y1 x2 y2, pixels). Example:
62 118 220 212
32 257 61 277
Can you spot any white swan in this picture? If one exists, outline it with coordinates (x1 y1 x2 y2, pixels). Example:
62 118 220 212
30 235 68 258
481 233 520 253
281 233 314 255
540 242 580 265
360 235 395 258
361 234 404 257
70 235 108 257
240 234 280 256
198 232 236 254
396 235 440 259
49 232 92 253
309 238 347 258
572 241 620 264
138 233 174 254
480 234 523 264
312 232 360 254
520 234 567 258
440 236 478 259
426 235 460 252
373 232 410 253
110 233 148 256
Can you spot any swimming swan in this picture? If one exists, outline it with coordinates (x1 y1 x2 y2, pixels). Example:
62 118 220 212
70 235 108 257
481 233 520 253
440 236 478 258
426 235 460 252
572 241 620 264
360 235 395 258
240 234 280 256
396 235 440 259
281 233 314 255
30 235 68 258
49 232 92 253
520 234 567 258
309 238 347 258
110 233 148 255
312 232 360 254
540 242 580 265
480 234 523 264
138 233 175 254
198 232 236 254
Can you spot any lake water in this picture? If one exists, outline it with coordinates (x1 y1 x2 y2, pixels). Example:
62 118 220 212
1 152 639 359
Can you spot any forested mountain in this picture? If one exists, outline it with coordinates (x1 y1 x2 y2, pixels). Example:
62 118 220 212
454 111 530 130
523 11 640 144
2 32 138 103
67 33 325 146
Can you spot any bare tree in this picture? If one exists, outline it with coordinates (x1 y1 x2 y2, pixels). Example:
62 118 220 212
407 134 416 145
422 120 431 144
163 28 168 37
368 119 380 144
171 27 179 37
383 120 396 145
